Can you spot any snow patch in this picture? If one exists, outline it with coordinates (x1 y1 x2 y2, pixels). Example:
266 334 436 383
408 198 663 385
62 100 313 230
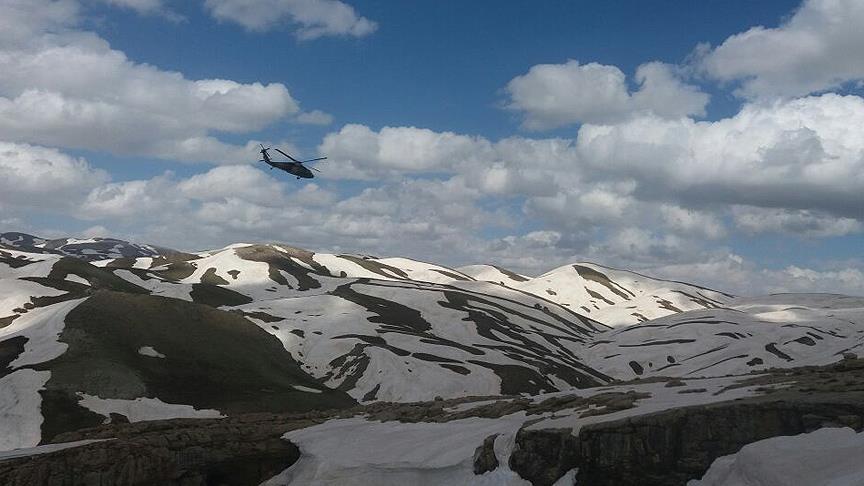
77 394 225 422
0 439 110 462
1 298 85 369
137 346 166 359
64 274 89 285
268 416 532 485
0 369 51 451
690 427 864 486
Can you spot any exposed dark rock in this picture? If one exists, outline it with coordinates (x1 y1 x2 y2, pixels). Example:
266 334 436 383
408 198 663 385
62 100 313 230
200 267 229 286
473 434 499 474
510 428 579 486
0 336 27 377
510 359 864 486
0 414 314 486
188 283 253 307
361 384 381 402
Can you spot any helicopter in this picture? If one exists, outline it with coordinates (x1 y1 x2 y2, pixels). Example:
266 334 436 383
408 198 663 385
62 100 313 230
259 144 327 179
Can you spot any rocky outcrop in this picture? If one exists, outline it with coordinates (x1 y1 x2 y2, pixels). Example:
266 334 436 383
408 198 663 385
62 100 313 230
510 359 864 486
472 434 500 474
0 413 316 486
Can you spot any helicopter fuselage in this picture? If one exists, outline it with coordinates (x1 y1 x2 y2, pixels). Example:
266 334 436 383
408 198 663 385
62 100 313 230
266 160 314 178
260 149 314 178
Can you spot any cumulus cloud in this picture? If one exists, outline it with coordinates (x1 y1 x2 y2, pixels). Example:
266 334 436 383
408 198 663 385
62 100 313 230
81 174 183 220
296 110 334 125
659 205 727 239
698 0 864 98
96 0 183 21
0 0 78 45
0 141 108 207
576 94 864 220
178 165 287 205
503 60 709 130
732 206 862 237
319 124 493 177
203 0 377 39
318 91 864 241
651 255 864 297
0 0 311 164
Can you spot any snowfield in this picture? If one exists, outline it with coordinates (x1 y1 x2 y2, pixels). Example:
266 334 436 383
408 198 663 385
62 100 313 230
264 372 775 485
690 427 864 486
587 293 864 380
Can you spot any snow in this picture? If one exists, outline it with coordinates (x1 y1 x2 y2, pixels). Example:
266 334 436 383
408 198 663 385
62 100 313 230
458 265 528 286
237 278 603 401
267 415 532 486
0 298 85 369
525 374 763 433
0 278 66 316
137 346 166 358
64 274 89 285
132 257 153 269
113 269 193 301
0 369 51 451
509 262 730 327
690 427 864 486
553 470 578 486
77 394 224 422
0 250 60 279
292 385 322 393
0 439 110 462
264 372 777 486
587 294 864 380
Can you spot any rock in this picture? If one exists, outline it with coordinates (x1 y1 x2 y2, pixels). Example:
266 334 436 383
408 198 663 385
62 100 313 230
510 392 864 486
472 434 499 474
0 414 313 486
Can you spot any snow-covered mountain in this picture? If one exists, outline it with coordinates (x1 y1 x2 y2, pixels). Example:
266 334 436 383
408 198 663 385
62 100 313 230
3 231 864 479
94 243 611 402
0 247 353 449
586 293 864 380
463 262 733 327
0 232 194 262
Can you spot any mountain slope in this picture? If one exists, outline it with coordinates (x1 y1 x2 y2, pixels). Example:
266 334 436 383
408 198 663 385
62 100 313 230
0 232 194 262
470 262 734 327
0 253 354 449
586 293 864 379
97 243 611 401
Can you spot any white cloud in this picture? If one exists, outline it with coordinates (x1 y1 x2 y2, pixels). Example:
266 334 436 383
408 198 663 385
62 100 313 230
698 0 864 98
651 255 864 297
660 204 726 239
503 60 708 130
576 94 864 219
733 206 862 237
0 141 108 207
317 93 864 247
203 0 377 39
178 165 286 205
0 0 311 164
81 174 182 219
0 0 78 45
320 124 492 177
95 0 182 21
80 225 110 238
296 110 334 125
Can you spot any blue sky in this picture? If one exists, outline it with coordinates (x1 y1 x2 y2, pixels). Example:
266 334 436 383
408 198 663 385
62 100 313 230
1 0 863 295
